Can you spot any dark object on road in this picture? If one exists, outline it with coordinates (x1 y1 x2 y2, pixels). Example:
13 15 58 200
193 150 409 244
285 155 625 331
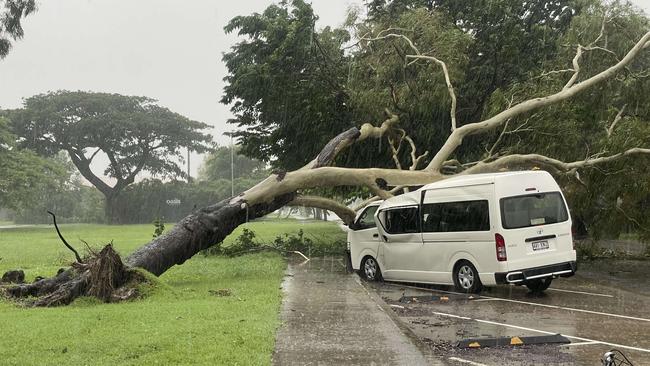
399 295 443 303
2 270 25 284
457 334 570 348
602 349 635 366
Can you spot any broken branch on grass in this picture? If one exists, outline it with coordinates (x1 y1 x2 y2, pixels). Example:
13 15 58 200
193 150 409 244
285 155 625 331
47 210 82 263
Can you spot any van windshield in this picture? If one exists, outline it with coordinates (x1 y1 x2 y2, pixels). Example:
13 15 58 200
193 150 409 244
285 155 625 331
500 192 568 229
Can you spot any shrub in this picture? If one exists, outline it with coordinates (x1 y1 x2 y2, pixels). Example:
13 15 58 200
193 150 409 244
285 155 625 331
203 228 346 258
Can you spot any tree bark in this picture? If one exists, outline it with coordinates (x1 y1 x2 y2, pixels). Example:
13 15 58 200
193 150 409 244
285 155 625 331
104 195 118 225
125 193 295 276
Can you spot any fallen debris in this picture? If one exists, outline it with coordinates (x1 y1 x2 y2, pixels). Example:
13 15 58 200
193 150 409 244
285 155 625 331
209 288 233 297
1 270 25 284
457 334 571 348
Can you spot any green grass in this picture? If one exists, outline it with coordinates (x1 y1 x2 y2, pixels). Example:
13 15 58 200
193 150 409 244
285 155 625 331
0 218 345 365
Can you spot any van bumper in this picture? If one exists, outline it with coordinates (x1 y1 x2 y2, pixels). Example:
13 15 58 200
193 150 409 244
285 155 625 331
495 261 577 284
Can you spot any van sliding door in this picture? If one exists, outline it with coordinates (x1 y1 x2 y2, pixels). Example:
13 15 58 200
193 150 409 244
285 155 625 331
420 184 495 284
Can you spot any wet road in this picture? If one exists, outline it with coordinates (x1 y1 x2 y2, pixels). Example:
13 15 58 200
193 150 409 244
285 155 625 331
367 259 650 365
273 257 444 365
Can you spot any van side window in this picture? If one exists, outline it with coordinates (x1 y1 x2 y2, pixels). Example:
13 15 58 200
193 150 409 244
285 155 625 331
356 205 378 229
500 192 568 229
384 207 419 234
422 200 490 232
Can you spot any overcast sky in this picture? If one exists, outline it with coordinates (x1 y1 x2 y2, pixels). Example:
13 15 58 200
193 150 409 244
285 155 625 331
1 0 648 178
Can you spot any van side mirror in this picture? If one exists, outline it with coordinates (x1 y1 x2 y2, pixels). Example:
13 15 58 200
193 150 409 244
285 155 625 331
348 222 360 231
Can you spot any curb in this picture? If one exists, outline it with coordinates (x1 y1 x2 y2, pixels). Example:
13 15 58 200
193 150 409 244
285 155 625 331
355 275 444 362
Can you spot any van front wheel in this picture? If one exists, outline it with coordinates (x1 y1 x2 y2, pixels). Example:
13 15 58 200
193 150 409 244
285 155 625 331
453 261 482 293
525 277 552 293
361 256 382 281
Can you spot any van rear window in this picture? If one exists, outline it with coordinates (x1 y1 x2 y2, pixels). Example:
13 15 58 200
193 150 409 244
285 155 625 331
500 192 568 229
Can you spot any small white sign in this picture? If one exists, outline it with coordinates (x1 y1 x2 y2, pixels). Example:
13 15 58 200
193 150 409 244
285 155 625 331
166 199 181 206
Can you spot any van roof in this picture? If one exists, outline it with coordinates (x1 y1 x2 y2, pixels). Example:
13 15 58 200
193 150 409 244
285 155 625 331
421 170 551 190
379 171 554 209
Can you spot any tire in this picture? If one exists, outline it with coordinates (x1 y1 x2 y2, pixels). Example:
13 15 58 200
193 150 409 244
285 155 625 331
525 277 553 293
360 256 382 281
453 261 482 293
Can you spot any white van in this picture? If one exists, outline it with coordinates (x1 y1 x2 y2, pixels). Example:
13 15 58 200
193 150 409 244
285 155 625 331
347 171 577 293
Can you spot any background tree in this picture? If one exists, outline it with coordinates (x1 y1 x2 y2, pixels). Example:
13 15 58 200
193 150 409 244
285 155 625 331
222 0 353 170
0 0 36 58
199 145 266 181
9 91 212 223
0 116 65 209
9 153 105 224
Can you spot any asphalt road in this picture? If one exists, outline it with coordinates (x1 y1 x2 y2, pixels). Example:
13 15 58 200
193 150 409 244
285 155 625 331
366 259 650 365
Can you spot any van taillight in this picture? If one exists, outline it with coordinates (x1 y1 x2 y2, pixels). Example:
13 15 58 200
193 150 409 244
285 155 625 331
495 233 507 262
571 226 576 250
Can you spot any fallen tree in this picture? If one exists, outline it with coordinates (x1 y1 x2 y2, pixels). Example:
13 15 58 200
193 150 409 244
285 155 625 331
3 28 649 307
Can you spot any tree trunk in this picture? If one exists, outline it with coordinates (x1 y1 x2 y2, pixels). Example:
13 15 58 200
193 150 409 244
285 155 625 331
126 193 294 276
104 192 122 225
104 195 117 225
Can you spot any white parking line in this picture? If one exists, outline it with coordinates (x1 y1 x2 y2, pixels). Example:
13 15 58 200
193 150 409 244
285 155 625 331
566 341 599 346
547 287 614 298
433 311 650 354
382 282 649 323
471 298 501 302
448 356 489 366
478 295 650 323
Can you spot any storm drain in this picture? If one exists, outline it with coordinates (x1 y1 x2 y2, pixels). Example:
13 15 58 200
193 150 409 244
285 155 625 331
457 334 571 348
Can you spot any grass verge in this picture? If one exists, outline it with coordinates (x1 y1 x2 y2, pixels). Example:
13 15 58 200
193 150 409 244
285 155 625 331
0 218 344 365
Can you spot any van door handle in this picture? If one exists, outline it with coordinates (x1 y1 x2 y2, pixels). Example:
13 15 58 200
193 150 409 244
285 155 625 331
373 233 379 238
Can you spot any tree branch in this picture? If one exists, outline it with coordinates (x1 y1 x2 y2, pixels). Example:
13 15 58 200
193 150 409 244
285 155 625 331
404 135 428 170
67 150 113 197
288 195 356 225
87 148 101 163
47 211 83 263
302 110 400 170
606 104 627 138
362 32 458 131
425 31 650 172
461 148 650 175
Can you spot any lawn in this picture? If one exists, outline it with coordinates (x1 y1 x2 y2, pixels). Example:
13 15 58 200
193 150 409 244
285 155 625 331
0 218 345 365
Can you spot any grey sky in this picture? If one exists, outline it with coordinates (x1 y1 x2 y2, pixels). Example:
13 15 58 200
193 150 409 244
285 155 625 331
1 0 648 178
0 0 360 177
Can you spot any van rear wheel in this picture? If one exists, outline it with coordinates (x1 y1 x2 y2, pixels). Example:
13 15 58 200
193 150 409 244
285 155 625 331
360 256 382 281
525 277 552 293
453 261 482 293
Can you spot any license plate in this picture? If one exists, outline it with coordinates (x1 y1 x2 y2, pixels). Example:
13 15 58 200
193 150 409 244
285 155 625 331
532 240 549 251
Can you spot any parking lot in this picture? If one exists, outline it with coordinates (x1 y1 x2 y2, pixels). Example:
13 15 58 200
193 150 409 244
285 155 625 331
366 259 650 365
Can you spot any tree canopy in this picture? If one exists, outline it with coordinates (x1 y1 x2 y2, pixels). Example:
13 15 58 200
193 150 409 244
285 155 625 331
0 116 65 209
8 91 213 222
222 0 353 170
0 0 36 58
221 0 650 239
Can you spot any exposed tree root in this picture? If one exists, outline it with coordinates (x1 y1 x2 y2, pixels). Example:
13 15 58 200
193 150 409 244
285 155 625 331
3 245 146 307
